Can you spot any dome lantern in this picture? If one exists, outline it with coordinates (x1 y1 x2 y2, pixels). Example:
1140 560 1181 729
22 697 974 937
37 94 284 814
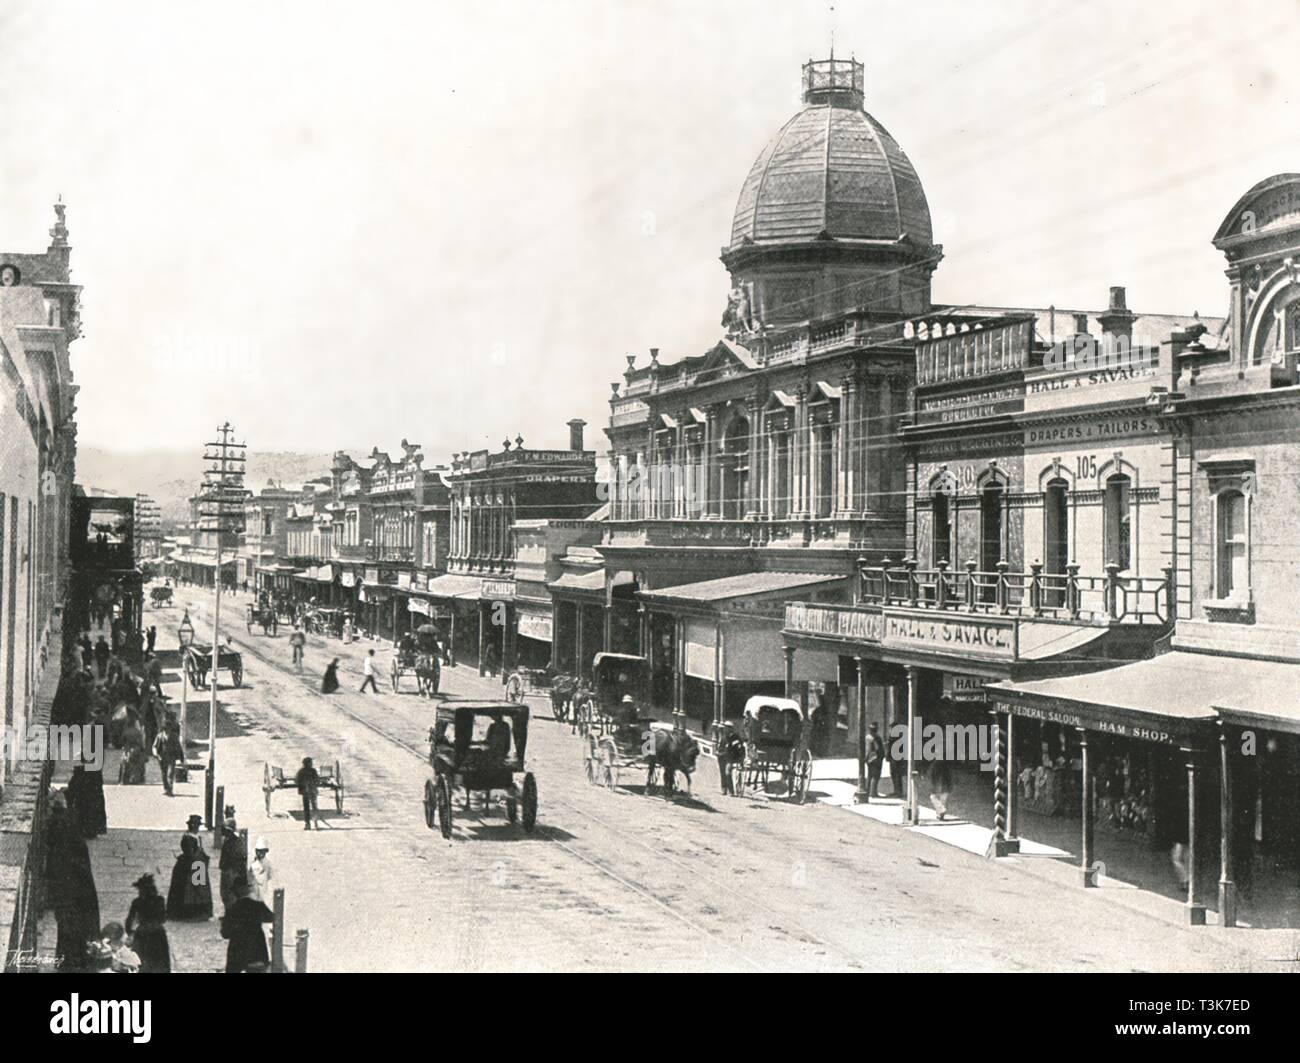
802 56 864 109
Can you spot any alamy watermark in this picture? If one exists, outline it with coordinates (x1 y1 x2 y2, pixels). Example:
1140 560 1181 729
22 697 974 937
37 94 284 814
3 723 104 771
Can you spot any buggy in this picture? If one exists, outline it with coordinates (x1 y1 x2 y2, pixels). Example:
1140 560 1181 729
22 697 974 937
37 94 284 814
423 702 538 839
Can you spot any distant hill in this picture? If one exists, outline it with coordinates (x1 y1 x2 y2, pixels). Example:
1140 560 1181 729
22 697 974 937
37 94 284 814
75 448 347 525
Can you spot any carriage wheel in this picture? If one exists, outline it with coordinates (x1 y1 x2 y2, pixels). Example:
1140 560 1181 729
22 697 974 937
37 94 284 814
792 749 813 804
334 761 345 813
584 747 595 785
505 674 524 704
231 660 243 687
521 773 538 833
423 780 437 829
263 763 273 816
436 775 453 839
602 754 618 790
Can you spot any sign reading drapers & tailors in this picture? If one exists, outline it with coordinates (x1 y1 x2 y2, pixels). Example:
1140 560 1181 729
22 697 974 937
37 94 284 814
883 611 1015 659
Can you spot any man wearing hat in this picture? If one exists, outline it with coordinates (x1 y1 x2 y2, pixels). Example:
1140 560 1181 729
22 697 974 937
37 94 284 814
295 757 320 830
249 838 275 905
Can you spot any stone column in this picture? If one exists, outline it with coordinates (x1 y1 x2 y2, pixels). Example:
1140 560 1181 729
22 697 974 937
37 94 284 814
745 397 762 518
837 375 854 517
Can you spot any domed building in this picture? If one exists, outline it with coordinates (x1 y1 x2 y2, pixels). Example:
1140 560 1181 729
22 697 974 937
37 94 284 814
722 57 941 330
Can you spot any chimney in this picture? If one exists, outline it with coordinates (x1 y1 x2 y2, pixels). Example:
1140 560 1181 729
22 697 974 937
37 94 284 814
1072 313 1090 336
1098 285 1136 351
567 418 586 452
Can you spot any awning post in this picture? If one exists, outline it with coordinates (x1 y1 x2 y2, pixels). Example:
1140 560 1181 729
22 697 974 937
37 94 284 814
1079 728 1097 887
905 665 919 824
1185 748 1207 925
853 655 869 803
1218 724 1237 927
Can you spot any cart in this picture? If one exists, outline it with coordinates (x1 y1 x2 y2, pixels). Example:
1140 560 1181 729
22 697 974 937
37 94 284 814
391 646 441 695
245 602 279 636
262 759 344 816
149 586 174 608
581 653 660 789
504 666 582 722
730 695 812 802
422 702 537 839
183 642 243 689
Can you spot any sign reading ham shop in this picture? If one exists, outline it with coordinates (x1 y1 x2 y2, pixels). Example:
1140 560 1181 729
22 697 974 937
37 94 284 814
883 612 1015 659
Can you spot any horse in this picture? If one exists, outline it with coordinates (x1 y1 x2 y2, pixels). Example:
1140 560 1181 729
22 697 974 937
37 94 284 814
645 729 700 797
415 653 441 698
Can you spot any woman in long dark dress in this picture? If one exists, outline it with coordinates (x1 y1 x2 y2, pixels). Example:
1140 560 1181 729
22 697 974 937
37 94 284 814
166 815 213 920
126 874 171 973
67 761 107 837
45 793 101 972
321 659 340 694
221 876 274 973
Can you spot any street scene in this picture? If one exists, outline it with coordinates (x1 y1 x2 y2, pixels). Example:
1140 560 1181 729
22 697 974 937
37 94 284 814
1 0 1298 989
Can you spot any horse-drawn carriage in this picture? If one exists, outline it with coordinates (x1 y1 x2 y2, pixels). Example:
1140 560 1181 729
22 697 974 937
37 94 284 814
422 702 538 839
581 653 699 795
149 585 173 608
182 641 243 689
391 625 442 695
262 759 344 816
302 607 348 639
245 601 279 636
727 696 812 802
504 666 583 722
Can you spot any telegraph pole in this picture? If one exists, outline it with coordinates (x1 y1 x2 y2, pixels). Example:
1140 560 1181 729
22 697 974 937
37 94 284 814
199 422 246 827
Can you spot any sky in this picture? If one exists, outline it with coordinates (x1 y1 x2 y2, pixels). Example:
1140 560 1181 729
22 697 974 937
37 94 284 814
2 0 1297 456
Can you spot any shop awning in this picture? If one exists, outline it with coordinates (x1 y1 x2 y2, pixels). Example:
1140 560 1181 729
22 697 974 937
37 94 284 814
1207 656 1300 735
516 601 553 643
988 651 1232 745
641 570 846 608
423 573 482 600
548 570 634 596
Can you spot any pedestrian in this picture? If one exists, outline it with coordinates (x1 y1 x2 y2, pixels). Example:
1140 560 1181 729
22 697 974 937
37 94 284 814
144 652 164 696
67 760 108 837
93 922 140 973
146 625 157 654
929 759 953 820
295 756 320 830
220 875 274 973
165 814 213 921
94 636 110 680
125 874 170 974
289 627 305 673
321 658 340 694
249 838 275 905
153 714 182 796
715 724 745 796
80 633 93 670
864 722 884 801
119 711 147 785
359 649 380 693
342 615 353 644
46 792 101 972
218 809 248 913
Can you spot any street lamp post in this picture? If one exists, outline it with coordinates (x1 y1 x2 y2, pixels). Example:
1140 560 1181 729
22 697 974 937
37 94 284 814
177 609 195 770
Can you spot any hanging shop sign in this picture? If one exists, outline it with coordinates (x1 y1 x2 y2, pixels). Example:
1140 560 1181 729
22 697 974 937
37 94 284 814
340 571 356 588
407 597 432 617
943 673 989 702
516 605 553 642
481 578 515 601
364 567 380 585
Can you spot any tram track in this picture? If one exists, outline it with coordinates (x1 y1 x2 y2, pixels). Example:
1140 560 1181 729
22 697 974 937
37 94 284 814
188 605 774 971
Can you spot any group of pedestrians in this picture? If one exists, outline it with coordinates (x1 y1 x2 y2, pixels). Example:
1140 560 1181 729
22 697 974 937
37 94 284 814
289 623 386 697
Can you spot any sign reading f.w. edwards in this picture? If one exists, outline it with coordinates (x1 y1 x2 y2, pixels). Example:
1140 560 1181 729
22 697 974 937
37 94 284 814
884 613 1014 659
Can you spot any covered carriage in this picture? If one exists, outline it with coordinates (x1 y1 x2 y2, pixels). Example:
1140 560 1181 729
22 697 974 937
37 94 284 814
728 695 812 802
423 701 537 839
246 601 279 636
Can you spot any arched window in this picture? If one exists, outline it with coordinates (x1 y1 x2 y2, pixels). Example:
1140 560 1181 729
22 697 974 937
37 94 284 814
1043 478 1069 606
721 416 750 520
1103 474 1131 570
1216 490 1247 598
932 491 951 567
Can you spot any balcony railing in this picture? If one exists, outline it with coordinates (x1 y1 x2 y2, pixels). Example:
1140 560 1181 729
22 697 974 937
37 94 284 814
860 559 1174 626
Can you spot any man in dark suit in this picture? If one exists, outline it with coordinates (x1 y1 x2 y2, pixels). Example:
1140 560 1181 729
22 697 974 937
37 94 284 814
864 722 885 800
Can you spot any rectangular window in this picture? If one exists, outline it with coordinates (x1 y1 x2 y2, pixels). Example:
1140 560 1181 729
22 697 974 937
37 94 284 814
1217 491 1248 598
1104 475 1131 570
